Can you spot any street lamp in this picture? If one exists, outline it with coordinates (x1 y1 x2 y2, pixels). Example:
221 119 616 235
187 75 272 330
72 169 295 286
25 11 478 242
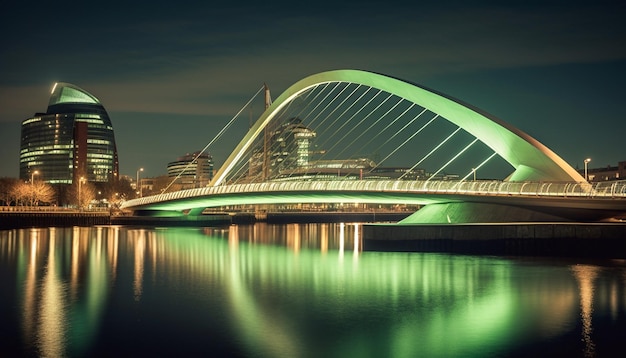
584 158 591 182
30 170 39 207
472 168 476 181
78 176 85 209
137 168 144 197
31 170 39 185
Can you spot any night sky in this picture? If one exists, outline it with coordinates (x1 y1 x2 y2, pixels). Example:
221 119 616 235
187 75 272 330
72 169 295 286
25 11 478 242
1 0 624 179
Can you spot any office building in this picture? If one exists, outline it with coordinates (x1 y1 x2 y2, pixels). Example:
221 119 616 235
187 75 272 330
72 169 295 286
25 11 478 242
19 82 119 184
167 151 214 189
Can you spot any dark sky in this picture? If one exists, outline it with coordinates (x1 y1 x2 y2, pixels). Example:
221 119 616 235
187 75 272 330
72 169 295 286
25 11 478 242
1 0 624 179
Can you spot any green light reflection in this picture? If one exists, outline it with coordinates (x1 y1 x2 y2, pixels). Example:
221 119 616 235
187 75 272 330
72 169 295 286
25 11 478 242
2 225 622 357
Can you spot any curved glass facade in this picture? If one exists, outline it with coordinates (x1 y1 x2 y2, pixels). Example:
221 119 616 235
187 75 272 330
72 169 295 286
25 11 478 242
167 152 214 189
20 83 119 184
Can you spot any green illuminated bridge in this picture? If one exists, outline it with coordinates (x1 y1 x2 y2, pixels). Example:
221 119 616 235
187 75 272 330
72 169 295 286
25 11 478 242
120 70 626 223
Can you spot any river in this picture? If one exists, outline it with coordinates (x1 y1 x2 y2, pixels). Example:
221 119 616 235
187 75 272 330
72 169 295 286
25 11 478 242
1 223 625 357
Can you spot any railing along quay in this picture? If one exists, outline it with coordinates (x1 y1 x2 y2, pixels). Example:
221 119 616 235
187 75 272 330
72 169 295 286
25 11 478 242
123 180 626 209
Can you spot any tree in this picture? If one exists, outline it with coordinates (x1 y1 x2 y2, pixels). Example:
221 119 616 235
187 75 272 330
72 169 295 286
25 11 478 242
0 178 21 206
95 177 135 205
144 175 173 196
31 181 56 206
6 180 56 207
10 181 29 206
68 179 96 209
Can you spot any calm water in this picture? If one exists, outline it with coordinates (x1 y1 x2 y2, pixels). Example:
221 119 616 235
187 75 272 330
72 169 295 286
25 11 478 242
1 223 625 357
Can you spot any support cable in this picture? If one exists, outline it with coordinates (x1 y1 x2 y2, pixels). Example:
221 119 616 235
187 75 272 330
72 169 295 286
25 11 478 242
162 85 265 192
398 126 461 180
354 101 416 161
309 86 373 154
334 95 403 165
301 88 383 179
372 112 437 173
459 152 499 181
427 138 479 182
322 92 393 161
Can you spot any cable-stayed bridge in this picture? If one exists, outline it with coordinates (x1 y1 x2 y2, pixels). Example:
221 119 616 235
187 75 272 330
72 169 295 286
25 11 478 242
121 70 626 223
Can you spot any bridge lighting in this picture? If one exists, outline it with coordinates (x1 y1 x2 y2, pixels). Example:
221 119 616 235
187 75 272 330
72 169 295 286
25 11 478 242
584 158 591 182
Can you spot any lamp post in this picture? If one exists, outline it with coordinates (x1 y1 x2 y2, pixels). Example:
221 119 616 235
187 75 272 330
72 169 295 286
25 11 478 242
30 170 39 206
137 168 144 198
584 158 591 182
472 168 476 181
78 176 85 209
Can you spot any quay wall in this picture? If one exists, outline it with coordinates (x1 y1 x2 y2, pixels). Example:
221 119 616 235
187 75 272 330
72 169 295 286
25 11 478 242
363 222 626 258
1 211 410 229
0 212 111 229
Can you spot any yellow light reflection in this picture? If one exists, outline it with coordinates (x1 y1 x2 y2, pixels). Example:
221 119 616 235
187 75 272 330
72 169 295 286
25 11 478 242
38 234 66 358
229 225 240 251
339 223 345 260
21 230 38 348
320 223 328 254
571 264 599 358
133 230 146 302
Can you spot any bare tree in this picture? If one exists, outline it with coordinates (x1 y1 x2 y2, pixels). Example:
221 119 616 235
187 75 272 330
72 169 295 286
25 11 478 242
31 181 56 206
95 176 135 206
145 175 174 196
76 182 97 208
0 178 20 206
10 181 30 206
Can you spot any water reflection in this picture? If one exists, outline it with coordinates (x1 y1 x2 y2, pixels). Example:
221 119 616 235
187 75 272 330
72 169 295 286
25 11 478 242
571 265 599 358
1 224 626 357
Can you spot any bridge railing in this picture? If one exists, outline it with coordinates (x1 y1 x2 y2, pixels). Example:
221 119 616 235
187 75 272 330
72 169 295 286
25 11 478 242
122 179 626 209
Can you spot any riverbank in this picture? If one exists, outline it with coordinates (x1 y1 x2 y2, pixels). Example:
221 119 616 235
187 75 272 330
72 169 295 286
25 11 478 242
0 211 111 229
0 211 411 229
362 222 626 258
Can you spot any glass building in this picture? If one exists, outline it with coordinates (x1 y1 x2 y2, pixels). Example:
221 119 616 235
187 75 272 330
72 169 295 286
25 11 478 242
167 151 214 189
19 82 119 184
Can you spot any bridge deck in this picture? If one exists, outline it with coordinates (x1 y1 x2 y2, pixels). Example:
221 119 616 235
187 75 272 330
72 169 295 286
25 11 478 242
121 179 626 210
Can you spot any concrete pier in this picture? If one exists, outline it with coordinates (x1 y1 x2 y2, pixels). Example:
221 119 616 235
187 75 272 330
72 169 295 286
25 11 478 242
363 222 626 258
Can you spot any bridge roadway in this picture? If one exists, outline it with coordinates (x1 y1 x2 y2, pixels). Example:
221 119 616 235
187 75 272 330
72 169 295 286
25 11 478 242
120 179 626 222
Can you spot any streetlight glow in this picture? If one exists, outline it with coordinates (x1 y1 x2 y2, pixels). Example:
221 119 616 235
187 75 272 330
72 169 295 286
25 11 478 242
78 176 85 209
30 171 39 207
137 168 144 198
584 158 591 182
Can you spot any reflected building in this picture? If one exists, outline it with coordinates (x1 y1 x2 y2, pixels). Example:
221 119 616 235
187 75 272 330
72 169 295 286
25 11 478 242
19 83 119 185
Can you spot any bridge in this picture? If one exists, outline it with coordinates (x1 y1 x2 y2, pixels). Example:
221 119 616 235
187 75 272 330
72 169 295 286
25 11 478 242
121 70 626 223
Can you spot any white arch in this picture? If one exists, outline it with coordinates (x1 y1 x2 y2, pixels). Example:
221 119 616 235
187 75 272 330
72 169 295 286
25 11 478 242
211 69 583 186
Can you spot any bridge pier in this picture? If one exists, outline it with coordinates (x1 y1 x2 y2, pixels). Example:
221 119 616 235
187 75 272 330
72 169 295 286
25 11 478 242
399 201 619 224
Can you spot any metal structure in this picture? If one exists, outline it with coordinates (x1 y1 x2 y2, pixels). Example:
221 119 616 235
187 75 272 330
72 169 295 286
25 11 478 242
121 70 625 222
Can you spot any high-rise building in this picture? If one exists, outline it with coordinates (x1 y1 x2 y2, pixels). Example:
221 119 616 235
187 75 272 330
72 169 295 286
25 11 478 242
19 83 119 185
247 117 316 180
167 152 214 189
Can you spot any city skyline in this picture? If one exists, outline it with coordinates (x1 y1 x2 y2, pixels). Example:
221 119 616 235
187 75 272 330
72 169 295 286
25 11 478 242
1 1 624 179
